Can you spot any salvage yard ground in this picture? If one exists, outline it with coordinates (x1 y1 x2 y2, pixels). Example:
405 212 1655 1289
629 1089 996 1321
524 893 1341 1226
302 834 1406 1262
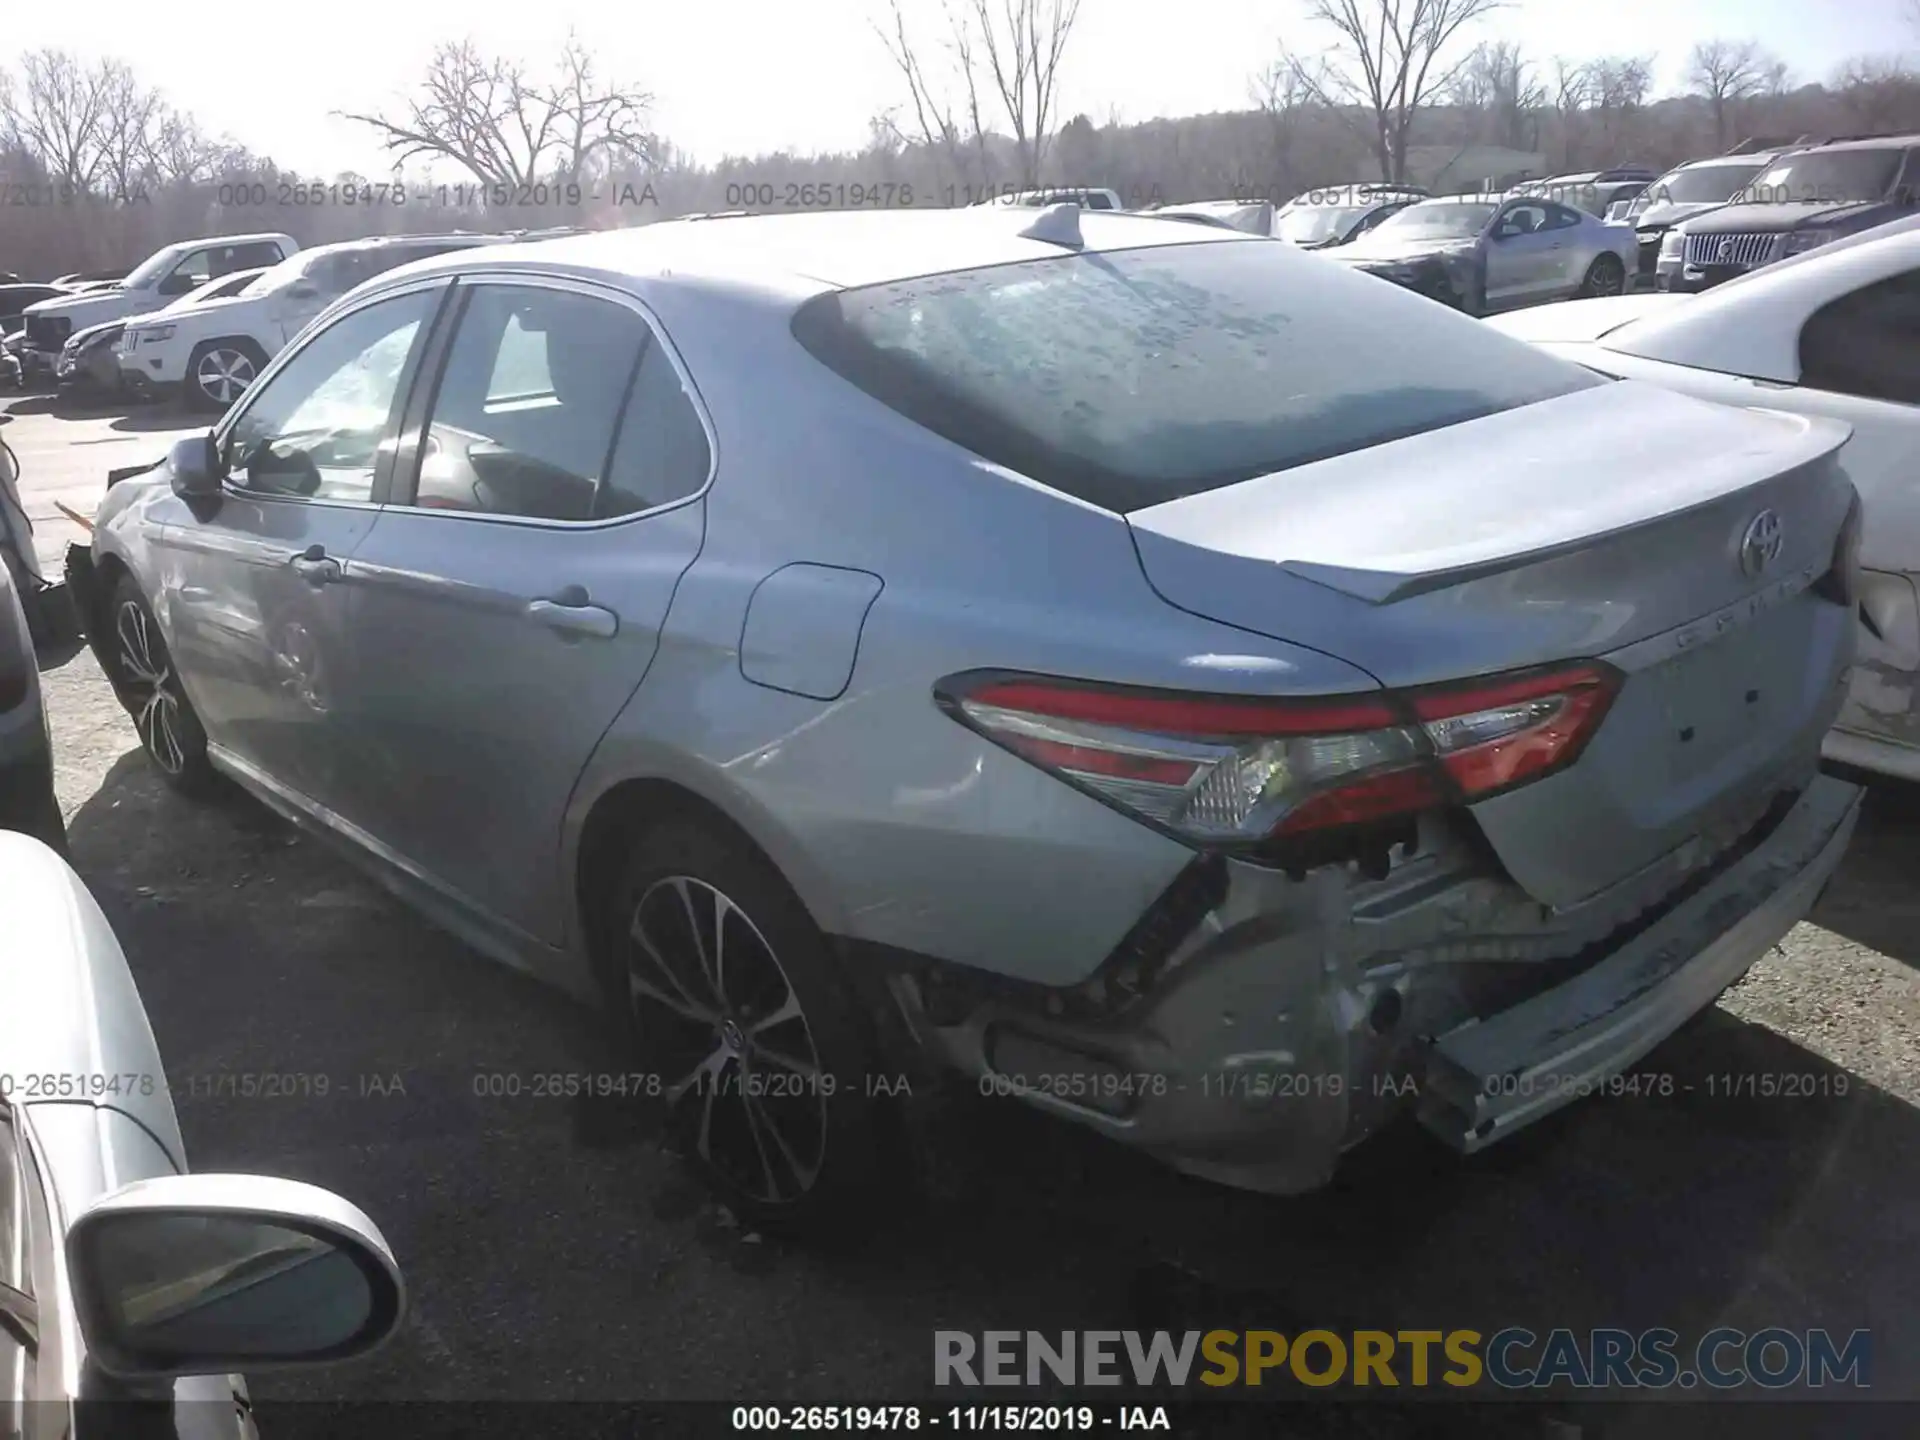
12 398 1920 1434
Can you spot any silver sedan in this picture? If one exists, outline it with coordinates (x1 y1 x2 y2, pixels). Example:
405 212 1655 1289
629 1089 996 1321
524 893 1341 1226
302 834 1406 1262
69 209 1861 1233
1333 193 1639 313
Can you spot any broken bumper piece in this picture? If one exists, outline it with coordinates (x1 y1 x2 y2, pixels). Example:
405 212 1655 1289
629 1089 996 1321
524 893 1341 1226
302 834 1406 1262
1418 773 1861 1151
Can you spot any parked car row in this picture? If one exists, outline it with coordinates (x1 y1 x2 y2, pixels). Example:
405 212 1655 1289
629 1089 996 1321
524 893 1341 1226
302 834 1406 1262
1645 132 1920 291
9 228 592 413
16 234 298 387
49 206 1865 1248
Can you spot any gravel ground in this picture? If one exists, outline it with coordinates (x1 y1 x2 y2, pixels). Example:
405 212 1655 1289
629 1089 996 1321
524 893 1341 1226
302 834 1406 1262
13 399 1920 1436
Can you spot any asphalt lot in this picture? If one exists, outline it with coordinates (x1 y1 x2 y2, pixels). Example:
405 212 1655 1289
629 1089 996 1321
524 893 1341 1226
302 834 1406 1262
9 394 1920 1434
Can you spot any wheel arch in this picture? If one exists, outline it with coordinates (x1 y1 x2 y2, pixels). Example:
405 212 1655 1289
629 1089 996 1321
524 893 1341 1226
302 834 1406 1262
566 764 854 995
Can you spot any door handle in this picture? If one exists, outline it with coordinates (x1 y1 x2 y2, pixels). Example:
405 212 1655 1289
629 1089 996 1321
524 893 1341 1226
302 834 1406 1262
527 587 619 639
290 545 340 585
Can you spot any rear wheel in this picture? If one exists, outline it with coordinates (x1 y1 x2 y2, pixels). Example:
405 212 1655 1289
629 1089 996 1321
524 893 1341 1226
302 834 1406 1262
1579 253 1627 298
186 339 267 413
108 576 215 795
600 816 886 1236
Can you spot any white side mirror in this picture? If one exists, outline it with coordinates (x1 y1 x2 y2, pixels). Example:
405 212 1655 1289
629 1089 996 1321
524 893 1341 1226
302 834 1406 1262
66 1174 404 1379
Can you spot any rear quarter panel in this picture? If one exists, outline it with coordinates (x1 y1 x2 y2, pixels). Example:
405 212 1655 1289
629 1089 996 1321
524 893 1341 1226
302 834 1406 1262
565 280 1380 984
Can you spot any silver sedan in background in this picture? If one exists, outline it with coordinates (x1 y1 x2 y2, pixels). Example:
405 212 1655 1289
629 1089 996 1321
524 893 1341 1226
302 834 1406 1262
1333 193 1639 313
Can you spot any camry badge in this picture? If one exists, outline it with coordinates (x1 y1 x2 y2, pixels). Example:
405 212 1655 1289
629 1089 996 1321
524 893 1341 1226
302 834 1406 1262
1739 509 1784 578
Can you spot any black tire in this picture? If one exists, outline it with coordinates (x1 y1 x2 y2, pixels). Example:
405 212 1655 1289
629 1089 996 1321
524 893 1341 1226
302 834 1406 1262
185 338 268 414
106 575 216 795
1417 274 1459 308
600 815 886 1237
1579 252 1627 299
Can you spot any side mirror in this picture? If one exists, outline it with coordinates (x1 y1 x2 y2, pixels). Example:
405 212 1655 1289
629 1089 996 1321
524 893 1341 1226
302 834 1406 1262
168 433 226 500
285 281 319 302
66 1174 404 1380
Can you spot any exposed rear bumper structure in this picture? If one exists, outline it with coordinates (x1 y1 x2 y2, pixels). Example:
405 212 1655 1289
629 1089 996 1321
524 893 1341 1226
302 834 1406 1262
901 774 1861 1196
1417 774 1860 1149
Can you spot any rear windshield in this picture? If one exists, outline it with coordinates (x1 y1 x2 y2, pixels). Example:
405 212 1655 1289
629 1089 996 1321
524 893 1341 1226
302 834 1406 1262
790 240 1600 511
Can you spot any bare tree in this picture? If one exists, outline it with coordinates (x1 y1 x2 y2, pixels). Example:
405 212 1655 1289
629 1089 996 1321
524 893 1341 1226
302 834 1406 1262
876 0 1084 189
1587 54 1654 157
1833 55 1920 131
143 110 222 186
972 0 1083 185
1283 0 1502 183
1452 40 1543 149
876 0 990 185
341 36 660 189
94 61 168 197
0 50 114 192
1688 39 1775 149
1250 55 1323 197
1548 56 1593 168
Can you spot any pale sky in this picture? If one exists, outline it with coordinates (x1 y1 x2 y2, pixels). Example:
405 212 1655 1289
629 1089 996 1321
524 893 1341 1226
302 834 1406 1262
8 0 1916 175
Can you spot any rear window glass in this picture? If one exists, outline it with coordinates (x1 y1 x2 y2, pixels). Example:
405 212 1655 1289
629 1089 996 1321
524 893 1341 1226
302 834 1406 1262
791 240 1600 511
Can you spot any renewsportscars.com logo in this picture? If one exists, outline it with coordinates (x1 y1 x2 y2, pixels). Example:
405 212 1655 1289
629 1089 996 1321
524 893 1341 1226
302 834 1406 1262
934 1328 1871 1391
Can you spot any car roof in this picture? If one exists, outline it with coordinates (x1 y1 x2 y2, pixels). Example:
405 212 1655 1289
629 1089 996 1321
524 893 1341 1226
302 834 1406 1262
382 208 1252 294
308 233 498 256
160 232 292 249
1801 134 1920 151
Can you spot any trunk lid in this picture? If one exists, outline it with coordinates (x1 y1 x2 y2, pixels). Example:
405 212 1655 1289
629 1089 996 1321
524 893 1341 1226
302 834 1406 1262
1127 381 1858 908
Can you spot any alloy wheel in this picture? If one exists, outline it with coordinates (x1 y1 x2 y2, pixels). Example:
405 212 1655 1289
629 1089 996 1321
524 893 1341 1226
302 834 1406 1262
196 348 256 407
626 875 828 1205
115 600 186 775
1590 257 1626 296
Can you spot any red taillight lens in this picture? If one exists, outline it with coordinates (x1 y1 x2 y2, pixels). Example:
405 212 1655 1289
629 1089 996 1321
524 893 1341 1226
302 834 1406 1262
937 662 1621 848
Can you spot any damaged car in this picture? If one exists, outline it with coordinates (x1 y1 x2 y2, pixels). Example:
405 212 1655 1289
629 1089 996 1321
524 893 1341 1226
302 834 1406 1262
64 210 1864 1230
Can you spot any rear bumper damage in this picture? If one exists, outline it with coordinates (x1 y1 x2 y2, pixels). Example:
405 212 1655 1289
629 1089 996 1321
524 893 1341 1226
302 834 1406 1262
1417 773 1859 1149
897 774 1861 1196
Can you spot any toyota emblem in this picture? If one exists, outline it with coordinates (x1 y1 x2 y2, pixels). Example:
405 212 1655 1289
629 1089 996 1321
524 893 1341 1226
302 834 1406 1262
1739 509 1784 578
1716 240 1734 259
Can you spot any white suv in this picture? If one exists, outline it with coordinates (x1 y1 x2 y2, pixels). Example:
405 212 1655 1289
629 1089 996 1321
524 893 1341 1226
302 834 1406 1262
17 233 295 383
120 234 502 411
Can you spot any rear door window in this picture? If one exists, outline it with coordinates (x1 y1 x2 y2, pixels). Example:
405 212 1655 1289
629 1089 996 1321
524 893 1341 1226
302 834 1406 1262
406 284 651 520
792 240 1599 511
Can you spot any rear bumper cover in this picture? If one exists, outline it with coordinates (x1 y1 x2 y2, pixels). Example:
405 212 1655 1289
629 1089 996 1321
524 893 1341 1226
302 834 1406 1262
1417 773 1859 1148
905 774 1860 1195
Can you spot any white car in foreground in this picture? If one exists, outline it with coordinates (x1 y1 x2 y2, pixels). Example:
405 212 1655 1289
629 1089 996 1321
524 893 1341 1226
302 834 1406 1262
1487 214 1920 780
1 832 404 1434
119 234 501 412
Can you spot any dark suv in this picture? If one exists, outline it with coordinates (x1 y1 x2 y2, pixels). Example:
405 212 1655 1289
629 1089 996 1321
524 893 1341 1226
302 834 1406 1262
1672 133 1920 290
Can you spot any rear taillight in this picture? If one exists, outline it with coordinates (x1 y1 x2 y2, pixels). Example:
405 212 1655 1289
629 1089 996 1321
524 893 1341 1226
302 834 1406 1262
936 663 1622 849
